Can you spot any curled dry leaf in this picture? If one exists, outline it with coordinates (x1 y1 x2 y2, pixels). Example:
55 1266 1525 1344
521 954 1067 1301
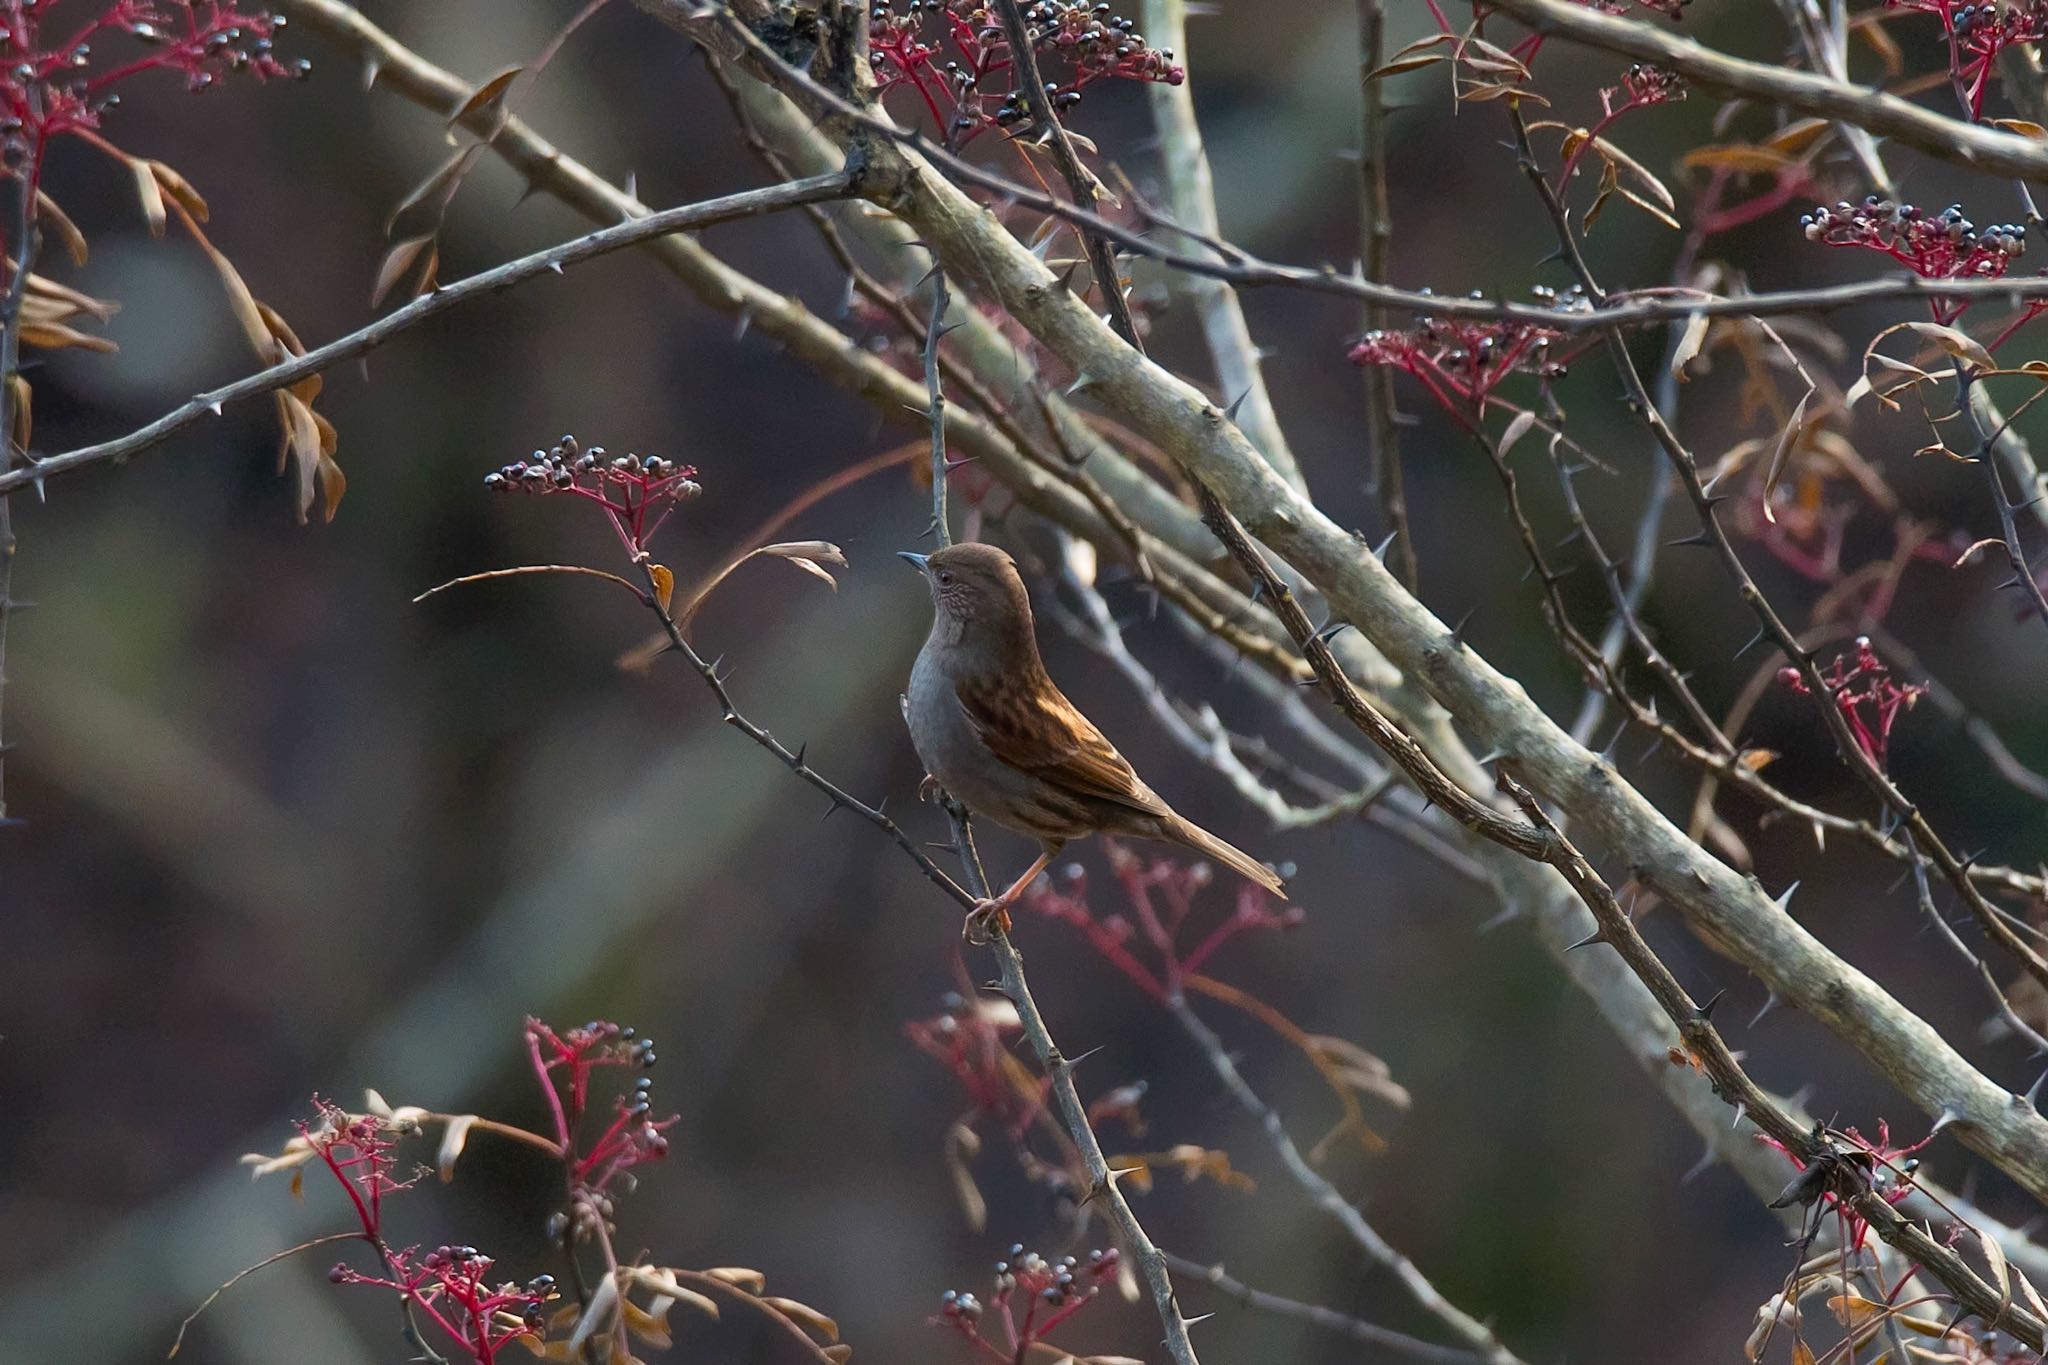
128 155 168 236
21 272 117 354
1307 1034 1413 1109
944 1120 987 1233
619 1265 722 1330
436 1113 476 1181
763 1297 840 1343
755 540 847 590
1496 408 1537 457
703 1267 767 1293
151 161 210 222
1679 143 1800 174
7 373 28 457
648 563 675 612
1364 31 1453 82
451 65 522 127
1110 1144 1255 1194
34 191 86 265
371 234 439 308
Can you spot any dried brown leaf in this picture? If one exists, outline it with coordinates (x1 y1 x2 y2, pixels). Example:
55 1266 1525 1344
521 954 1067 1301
944 1121 986 1233
372 235 439 309
762 1297 840 1343
436 1114 476 1181
1764 117 1834 155
1497 409 1536 456
451 65 522 126
703 1267 767 1293
1680 143 1798 173
649 563 674 611
35 191 85 265
150 161 210 222
127 155 167 236
19 321 116 353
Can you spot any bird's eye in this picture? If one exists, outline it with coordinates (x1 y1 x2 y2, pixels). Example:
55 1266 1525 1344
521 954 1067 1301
936 570 954 585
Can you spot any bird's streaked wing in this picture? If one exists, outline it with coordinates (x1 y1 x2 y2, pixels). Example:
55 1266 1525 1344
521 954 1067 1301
954 674 1168 818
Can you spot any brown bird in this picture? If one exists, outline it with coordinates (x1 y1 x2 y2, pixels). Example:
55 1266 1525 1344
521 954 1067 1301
899 542 1285 937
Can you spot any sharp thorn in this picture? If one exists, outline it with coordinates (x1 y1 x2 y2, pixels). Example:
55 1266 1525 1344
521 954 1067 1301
1750 992 1779 1027
1694 988 1729 1022
1565 927 1608 952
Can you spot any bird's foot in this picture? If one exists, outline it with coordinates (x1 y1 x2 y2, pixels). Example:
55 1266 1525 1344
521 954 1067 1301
962 897 1013 944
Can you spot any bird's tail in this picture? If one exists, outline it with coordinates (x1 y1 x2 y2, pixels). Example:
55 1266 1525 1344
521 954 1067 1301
1164 813 1286 897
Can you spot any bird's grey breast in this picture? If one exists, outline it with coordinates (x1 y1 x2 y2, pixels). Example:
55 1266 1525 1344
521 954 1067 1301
906 638 1033 825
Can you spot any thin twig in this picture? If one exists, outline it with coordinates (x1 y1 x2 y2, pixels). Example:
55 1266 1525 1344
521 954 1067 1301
1487 0 2048 182
630 560 975 908
1355 0 1416 591
926 262 952 548
0 167 30 826
1161 1250 1486 1364
1165 993 1526 1365
991 0 1135 346
941 806 1204 1365
0 172 858 498
1957 367 2048 632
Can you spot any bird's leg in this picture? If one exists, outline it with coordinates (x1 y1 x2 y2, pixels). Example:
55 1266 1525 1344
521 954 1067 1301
964 846 1059 943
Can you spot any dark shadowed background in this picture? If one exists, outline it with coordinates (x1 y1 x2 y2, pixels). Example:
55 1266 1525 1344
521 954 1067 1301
3 3 2046 1363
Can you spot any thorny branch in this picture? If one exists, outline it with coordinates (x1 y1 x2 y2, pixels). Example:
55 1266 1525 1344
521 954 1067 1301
0 163 29 828
614 549 1204 1365
1355 0 1416 591
1504 102 2048 999
1160 1251 1487 1365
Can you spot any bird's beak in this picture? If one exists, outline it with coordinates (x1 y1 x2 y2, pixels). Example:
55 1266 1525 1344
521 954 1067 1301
897 551 930 574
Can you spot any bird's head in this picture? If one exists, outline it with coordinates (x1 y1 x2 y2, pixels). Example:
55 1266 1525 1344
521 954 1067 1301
898 542 1037 656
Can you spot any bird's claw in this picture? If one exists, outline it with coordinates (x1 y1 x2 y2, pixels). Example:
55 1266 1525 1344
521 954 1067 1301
963 897 1013 944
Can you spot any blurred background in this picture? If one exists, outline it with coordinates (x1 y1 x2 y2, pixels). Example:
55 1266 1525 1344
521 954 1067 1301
2 2 2046 1362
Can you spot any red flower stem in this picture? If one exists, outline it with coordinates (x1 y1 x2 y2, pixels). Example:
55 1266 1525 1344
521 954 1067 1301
526 1031 573 1150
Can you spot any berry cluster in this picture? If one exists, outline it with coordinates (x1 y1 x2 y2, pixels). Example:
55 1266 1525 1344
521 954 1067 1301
1802 198 2026 322
1802 197 2025 271
1349 287 1582 413
1775 637 1925 769
936 1243 1121 1358
1614 61 1684 105
524 1018 674 1199
485 434 700 554
867 0 1182 144
0 1 303 182
1886 0 2048 119
330 1248 553 1365
296 1097 415 1230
